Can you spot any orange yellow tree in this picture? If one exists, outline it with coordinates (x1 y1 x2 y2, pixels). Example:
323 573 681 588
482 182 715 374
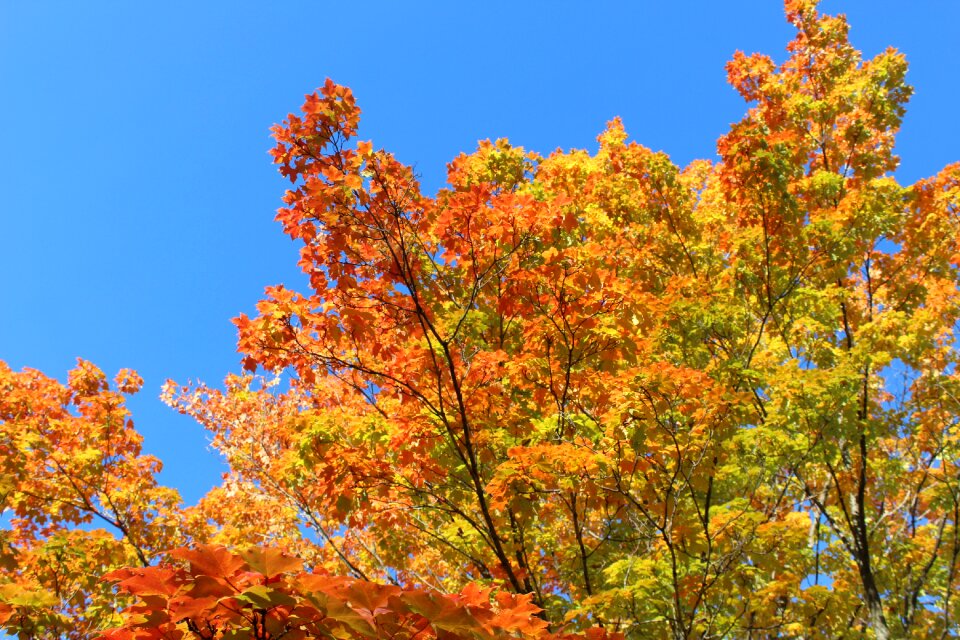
0 360 189 637
3 1 960 638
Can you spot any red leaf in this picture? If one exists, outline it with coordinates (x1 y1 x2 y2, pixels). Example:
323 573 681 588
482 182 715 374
238 547 303 579
169 545 246 580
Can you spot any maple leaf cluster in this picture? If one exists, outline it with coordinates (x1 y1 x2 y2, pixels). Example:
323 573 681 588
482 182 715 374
101 544 577 640
3 2 960 639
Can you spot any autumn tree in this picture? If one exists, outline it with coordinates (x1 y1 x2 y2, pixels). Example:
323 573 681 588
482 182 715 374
2 1 959 639
0 360 191 637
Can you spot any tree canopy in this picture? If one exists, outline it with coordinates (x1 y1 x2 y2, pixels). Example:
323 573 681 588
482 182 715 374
2 1 959 638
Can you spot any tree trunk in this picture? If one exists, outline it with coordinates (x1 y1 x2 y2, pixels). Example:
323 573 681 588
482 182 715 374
858 565 890 640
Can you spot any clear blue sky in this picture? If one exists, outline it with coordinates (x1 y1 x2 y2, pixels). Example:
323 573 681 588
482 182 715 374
1 1 958 505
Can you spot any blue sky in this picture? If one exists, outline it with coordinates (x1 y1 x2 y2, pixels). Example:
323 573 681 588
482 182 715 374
1 1 958 505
